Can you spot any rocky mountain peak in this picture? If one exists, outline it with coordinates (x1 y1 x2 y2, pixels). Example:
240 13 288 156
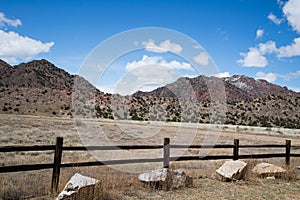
0 59 75 90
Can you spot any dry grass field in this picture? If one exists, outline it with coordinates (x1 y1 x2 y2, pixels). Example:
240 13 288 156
1 114 300 199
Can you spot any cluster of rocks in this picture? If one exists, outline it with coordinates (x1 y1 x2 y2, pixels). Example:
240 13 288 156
56 161 290 199
56 169 193 199
211 160 287 182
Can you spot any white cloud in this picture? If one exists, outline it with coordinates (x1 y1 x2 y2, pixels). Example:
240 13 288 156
0 30 54 63
238 38 300 66
239 41 277 67
267 13 284 25
125 55 193 72
239 0 300 67
258 41 277 54
116 65 179 95
256 72 278 82
96 84 116 94
254 70 300 87
283 0 300 33
0 12 21 28
193 52 210 65
288 87 300 92
277 37 300 58
281 70 300 80
290 70 300 77
142 39 182 54
116 55 195 95
182 74 199 79
255 70 300 82
238 47 268 67
212 72 231 78
256 29 264 39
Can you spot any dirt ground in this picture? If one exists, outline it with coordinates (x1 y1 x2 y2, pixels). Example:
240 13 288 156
1 114 300 199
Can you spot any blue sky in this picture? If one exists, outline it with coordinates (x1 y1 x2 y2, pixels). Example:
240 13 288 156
0 0 300 93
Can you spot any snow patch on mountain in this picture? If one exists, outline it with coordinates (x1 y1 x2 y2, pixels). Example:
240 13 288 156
225 76 253 91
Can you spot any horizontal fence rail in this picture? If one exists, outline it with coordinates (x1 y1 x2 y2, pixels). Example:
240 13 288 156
3 144 298 152
0 145 55 152
0 163 54 173
62 145 164 151
1 137 300 195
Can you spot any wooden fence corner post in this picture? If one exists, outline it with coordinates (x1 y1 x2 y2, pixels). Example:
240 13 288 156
233 139 239 161
286 140 291 166
51 137 63 196
163 138 170 168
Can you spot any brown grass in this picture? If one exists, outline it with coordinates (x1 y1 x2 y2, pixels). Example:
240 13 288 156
1 159 300 200
282 160 300 181
1 114 300 199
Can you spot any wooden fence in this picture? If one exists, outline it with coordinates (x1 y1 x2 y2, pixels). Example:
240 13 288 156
1 137 300 195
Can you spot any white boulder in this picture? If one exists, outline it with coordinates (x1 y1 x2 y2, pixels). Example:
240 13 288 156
252 163 286 178
56 173 99 200
215 160 247 181
139 168 192 190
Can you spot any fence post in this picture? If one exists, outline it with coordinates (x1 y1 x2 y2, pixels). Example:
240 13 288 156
233 139 239 161
51 137 63 195
163 138 170 168
286 140 291 166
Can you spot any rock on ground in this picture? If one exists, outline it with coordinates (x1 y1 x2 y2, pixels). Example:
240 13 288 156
172 169 193 188
214 160 247 181
139 168 193 190
252 163 286 178
56 173 99 200
266 176 276 180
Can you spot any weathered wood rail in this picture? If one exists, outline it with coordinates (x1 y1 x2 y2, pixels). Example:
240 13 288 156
1 137 300 195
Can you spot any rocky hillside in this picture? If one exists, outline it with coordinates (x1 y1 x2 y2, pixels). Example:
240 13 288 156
125 75 300 128
133 75 299 102
0 59 103 117
103 76 300 129
1 59 299 128
0 59 74 89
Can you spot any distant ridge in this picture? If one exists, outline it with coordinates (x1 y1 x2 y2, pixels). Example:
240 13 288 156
133 74 299 103
0 59 299 128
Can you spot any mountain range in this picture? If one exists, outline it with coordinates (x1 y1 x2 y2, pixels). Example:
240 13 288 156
0 59 299 128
